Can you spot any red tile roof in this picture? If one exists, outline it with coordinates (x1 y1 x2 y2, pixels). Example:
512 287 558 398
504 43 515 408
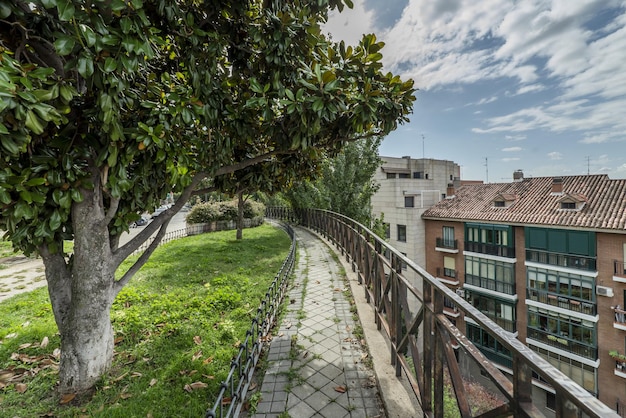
422 175 626 231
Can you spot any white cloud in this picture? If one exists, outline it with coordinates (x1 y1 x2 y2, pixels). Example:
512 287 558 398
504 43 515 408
324 1 376 45
502 147 522 152
505 134 526 141
502 157 520 162
548 152 563 160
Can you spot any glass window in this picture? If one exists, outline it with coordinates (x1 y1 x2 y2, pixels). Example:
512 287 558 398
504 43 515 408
397 225 406 242
404 196 414 207
443 226 454 246
386 172 396 179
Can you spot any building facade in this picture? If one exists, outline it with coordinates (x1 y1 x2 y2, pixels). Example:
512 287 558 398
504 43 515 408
371 156 461 268
422 173 626 415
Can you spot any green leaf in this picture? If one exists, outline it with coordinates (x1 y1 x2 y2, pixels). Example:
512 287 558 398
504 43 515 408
77 56 94 78
70 188 83 203
49 210 62 231
40 0 56 8
103 57 118 73
56 0 75 21
80 25 97 47
0 188 10 204
0 3 11 18
60 85 75 102
25 110 45 135
25 178 46 187
0 123 8 135
54 37 76 56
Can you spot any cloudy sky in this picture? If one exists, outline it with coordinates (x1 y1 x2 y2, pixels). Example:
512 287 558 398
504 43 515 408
324 0 626 182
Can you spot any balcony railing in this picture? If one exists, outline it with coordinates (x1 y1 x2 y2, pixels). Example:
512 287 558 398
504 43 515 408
526 327 596 360
464 241 515 258
436 237 458 250
526 249 596 271
615 260 626 277
267 207 617 418
527 289 596 316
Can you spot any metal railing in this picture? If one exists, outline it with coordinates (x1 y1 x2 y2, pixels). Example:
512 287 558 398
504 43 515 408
205 222 296 418
267 207 618 418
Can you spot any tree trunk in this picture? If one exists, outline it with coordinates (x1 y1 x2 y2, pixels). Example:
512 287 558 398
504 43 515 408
236 191 244 240
42 178 117 394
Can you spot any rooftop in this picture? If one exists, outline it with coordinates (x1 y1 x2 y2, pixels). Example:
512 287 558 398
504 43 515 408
422 174 626 231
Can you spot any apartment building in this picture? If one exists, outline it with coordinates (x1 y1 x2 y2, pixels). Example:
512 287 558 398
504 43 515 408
422 173 626 415
371 156 461 268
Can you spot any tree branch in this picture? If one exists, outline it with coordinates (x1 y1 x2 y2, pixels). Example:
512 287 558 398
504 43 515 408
104 196 120 225
113 217 171 293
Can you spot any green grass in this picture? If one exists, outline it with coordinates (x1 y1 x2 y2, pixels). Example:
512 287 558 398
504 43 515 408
0 240 17 259
0 224 291 417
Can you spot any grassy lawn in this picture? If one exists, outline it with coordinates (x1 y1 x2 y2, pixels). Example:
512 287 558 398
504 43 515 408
0 224 291 417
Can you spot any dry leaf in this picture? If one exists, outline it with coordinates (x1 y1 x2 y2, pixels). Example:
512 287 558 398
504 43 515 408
202 356 214 365
189 381 208 390
193 335 202 345
192 350 203 361
149 378 158 387
222 397 232 406
131 372 143 378
278 332 284 337
285 322 292 329
113 372 128 382
114 336 124 345
202 374 215 380
183 384 193 393
334 386 347 393
53 348 61 359
18 343 32 350
59 393 76 404
15 383 27 393
40 336 49 348
5 333 17 339
120 393 132 399
249 382 258 391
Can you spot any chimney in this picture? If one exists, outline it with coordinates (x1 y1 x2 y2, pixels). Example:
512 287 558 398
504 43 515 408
446 183 455 197
513 170 524 182
551 177 563 193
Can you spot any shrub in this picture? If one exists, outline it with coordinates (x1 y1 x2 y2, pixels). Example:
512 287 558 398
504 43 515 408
185 199 266 224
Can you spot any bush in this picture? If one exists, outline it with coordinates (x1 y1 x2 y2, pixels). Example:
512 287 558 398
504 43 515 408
185 199 266 224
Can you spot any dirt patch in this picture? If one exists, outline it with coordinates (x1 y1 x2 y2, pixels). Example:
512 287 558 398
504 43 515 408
0 256 47 303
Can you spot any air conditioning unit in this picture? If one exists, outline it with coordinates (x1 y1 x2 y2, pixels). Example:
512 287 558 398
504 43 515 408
456 288 465 297
596 285 614 297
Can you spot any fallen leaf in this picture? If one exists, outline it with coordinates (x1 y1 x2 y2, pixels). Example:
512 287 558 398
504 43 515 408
183 384 192 393
285 322 292 329
278 332 284 337
60 393 76 404
149 378 158 387
249 382 258 391
120 393 132 399
202 356 214 365
15 383 27 393
202 374 215 380
114 336 124 345
334 288 341 292
131 372 143 378
192 350 203 361
189 381 208 390
5 333 17 339
334 386 347 393
40 336 49 348
113 372 128 382
18 343 32 350
193 335 202 345
52 348 61 359
222 397 232 406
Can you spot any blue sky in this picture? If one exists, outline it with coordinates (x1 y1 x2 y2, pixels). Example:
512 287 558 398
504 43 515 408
324 0 626 183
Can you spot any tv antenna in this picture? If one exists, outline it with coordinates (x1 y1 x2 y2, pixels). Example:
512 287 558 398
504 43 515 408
484 157 489 183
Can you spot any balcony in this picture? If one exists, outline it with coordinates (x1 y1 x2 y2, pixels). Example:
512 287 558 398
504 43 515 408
613 307 626 331
527 289 596 315
435 237 458 252
527 327 597 360
464 241 515 258
526 249 596 271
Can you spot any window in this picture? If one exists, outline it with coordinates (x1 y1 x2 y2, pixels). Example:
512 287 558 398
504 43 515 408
465 223 514 257
398 172 410 179
561 202 576 210
465 255 515 295
443 226 455 247
386 172 396 179
384 223 390 239
546 392 556 411
443 256 456 278
494 200 505 207
404 196 414 207
397 225 406 242
413 171 423 179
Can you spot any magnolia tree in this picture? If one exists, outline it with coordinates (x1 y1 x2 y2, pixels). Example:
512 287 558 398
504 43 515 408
0 0 414 395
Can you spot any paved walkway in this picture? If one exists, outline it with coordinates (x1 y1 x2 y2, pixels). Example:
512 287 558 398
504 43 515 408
250 227 384 418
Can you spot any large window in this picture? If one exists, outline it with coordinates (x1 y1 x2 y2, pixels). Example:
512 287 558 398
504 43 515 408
466 291 516 332
466 324 512 368
397 225 406 242
465 255 515 295
525 227 596 271
527 306 596 360
530 345 597 395
443 226 454 247
404 196 414 207
527 267 595 314
465 223 515 257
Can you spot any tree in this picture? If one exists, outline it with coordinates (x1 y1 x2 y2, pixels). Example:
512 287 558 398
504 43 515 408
0 0 414 395
285 137 382 225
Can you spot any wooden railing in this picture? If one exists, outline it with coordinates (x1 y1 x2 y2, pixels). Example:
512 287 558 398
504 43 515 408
266 207 617 418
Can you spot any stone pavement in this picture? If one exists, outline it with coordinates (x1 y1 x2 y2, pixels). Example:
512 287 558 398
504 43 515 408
250 226 384 418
